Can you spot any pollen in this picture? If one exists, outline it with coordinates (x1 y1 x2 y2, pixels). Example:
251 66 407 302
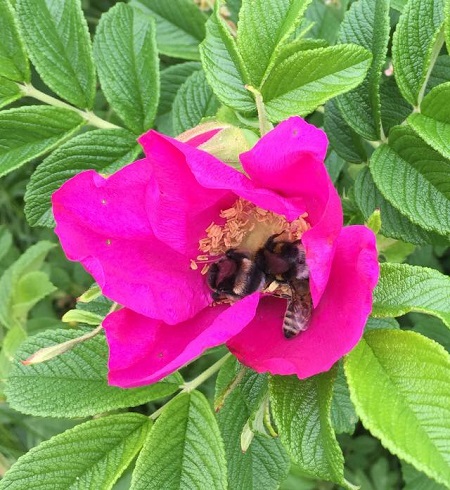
193 198 311 271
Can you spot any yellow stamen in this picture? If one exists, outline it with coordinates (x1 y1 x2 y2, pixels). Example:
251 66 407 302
196 198 310 260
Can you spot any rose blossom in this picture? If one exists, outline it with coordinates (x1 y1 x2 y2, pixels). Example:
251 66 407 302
52 117 379 388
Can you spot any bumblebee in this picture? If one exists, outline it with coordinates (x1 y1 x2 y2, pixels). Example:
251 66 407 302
207 233 313 339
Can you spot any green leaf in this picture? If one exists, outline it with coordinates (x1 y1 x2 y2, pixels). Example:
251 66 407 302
379 76 412 136
354 167 446 245
131 391 227 490
200 2 254 113
331 362 358 435
0 325 27 395
324 151 345 184
262 44 372 122
300 0 349 44
336 0 390 140
365 316 400 330
369 126 450 237
372 263 450 328
130 0 207 61
345 330 450 487
5 329 182 418
236 0 311 86
0 413 151 490
0 0 29 81
402 462 448 490
270 370 353 489
410 313 450 353
0 225 13 262
0 78 22 109
17 0 95 108
94 3 159 134
0 241 55 330
446 0 450 51
157 61 201 135
24 128 140 227
12 271 56 322
324 99 367 163
172 70 220 135
215 358 289 490
426 55 450 93
408 82 450 160
392 0 445 107
0 106 85 179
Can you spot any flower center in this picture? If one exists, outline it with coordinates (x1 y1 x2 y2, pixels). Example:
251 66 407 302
191 198 310 275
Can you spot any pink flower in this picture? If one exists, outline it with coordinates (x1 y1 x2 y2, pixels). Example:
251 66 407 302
52 117 379 388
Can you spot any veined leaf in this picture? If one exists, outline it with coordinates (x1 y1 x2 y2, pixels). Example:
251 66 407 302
17 0 95 108
5 329 182 418
324 99 367 163
365 317 400 330
0 0 29 81
0 78 22 109
426 55 450 93
0 414 151 490
24 128 140 228
372 263 450 327
261 44 372 122
0 106 85 178
370 126 450 237
446 0 450 51
157 62 201 135
336 0 390 140
354 167 446 245
408 82 450 160
380 76 413 135
324 151 345 184
0 241 55 331
236 0 311 86
331 362 358 435
270 370 354 489
392 0 445 107
200 2 254 113
345 330 450 487
94 3 159 134
172 70 220 135
131 391 227 490
215 358 289 490
130 0 207 60
158 63 202 116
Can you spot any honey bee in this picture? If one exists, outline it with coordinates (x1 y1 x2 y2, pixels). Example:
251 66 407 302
207 233 313 339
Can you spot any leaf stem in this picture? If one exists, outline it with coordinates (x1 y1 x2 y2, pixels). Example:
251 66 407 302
415 27 445 111
18 83 121 130
150 353 232 421
181 353 232 393
245 85 273 136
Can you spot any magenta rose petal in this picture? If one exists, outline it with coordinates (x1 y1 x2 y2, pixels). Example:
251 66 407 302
227 225 379 378
138 130 236 256
104 294 260 388
52 162 211 324
239 116 343 305
139 130 307 237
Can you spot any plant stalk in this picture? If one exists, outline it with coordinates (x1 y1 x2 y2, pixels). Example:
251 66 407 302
19 83 121 130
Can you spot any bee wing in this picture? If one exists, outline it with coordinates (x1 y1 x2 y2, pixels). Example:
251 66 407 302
283 279 313 339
